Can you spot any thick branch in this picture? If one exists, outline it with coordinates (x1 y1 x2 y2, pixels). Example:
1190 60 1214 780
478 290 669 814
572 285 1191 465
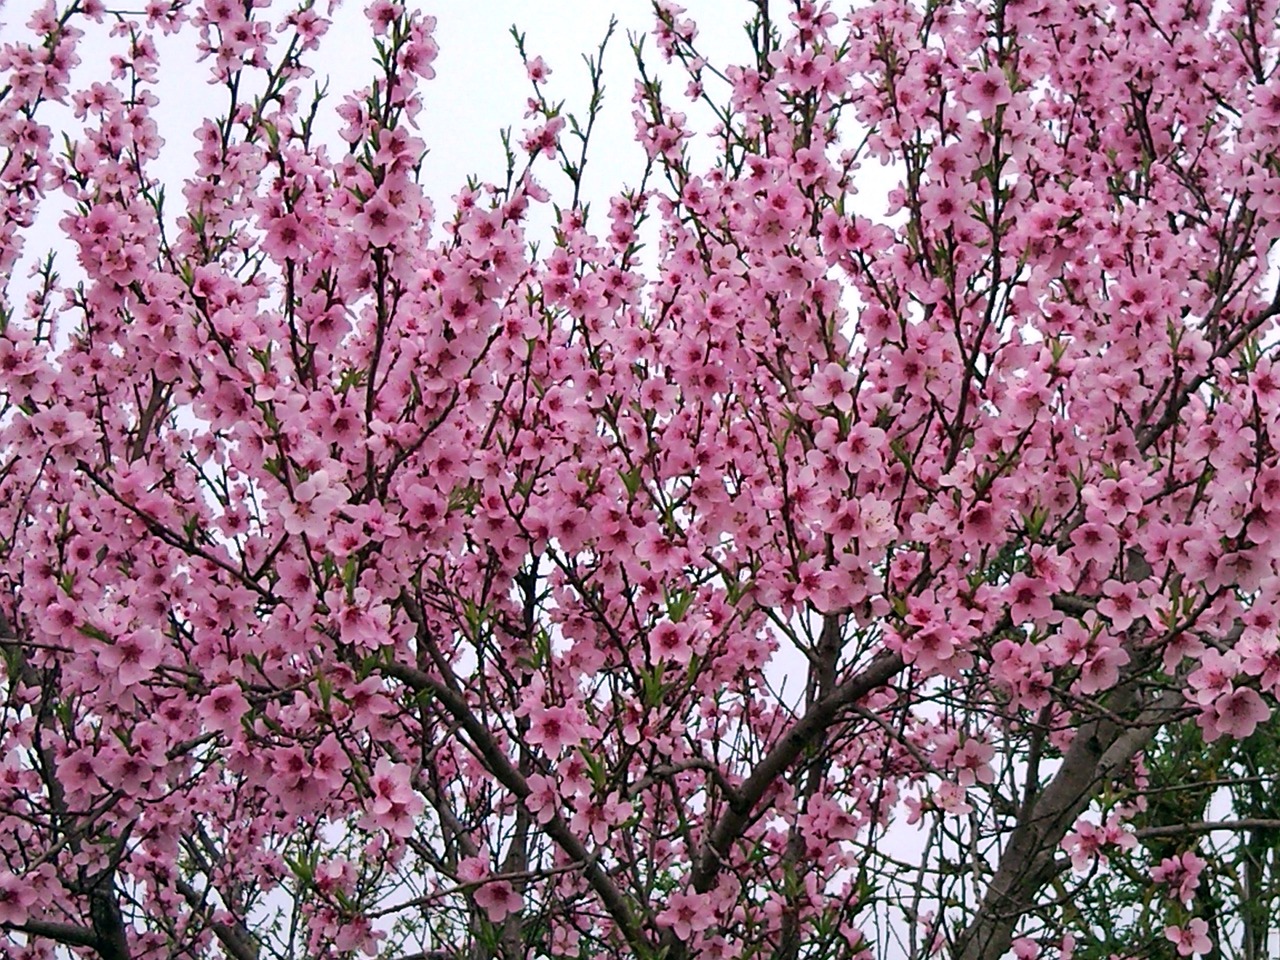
691 649 905 892
88 877 131 960
2 885 134 960
175 878 259 960
1136 819 1280 840
953 685 1183 960
6 918 101 949
379 658 643 948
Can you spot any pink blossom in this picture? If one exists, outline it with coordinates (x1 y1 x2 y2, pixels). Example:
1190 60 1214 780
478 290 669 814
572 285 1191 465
1151 850 1206 903
456 855 489 885
0 869 33 924
1046 617 1094 668
1201 686 1270 741
651 619 693 664
657 890 717 940
4 0 1280 952
1188 649 1239 707
1062 817 1133 872
1165 919 1212 957
932 782 974 816
1097 581 1148 633
1082 478 1143 526
353 193 409 248
904 625 960 677
1006 573 1054 625
365 0 402 35
1238 634 1280 693
199 683 249 735
960 66 1012 116
98 627 163 686
361 759 423 838
524 773 560 825
526 704 583 758
1070 522 1120 569
526 55 551 83
475 879 522 922
952 736 995 787
1078 641 1130 696
522 116 565 159
281 469 349 539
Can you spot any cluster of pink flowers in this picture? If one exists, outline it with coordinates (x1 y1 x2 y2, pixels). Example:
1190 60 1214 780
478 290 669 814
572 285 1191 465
1 0 1279 956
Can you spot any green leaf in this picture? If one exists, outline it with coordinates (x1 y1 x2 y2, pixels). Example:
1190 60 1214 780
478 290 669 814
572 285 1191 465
619 467 642 497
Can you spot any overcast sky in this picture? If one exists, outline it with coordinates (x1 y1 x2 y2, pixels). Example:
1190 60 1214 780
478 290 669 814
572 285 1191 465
0 0 803 291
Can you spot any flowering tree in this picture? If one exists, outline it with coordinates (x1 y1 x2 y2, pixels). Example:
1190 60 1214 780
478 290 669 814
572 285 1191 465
3 0 1280 957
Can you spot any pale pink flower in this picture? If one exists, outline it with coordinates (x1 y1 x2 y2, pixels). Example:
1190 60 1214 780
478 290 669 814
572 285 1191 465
1165 919 1211 957
1201 687 1270 741
657 890 716 940
952 737 995 787
526 55 551 83
0 870 33 925
1078 642 1130 696
199 683 249 735
362 759 423 838
960 66 1012 116
354 193 408 247
1152 850 1207 904
526 704 582 758
475 880 522 922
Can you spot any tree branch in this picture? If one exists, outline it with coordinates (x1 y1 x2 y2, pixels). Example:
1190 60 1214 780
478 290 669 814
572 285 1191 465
953 684 1183 960
1136 819 1280 840
5 918 101 949
175 878 259 960
691 649 905 893
379 656 644 949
